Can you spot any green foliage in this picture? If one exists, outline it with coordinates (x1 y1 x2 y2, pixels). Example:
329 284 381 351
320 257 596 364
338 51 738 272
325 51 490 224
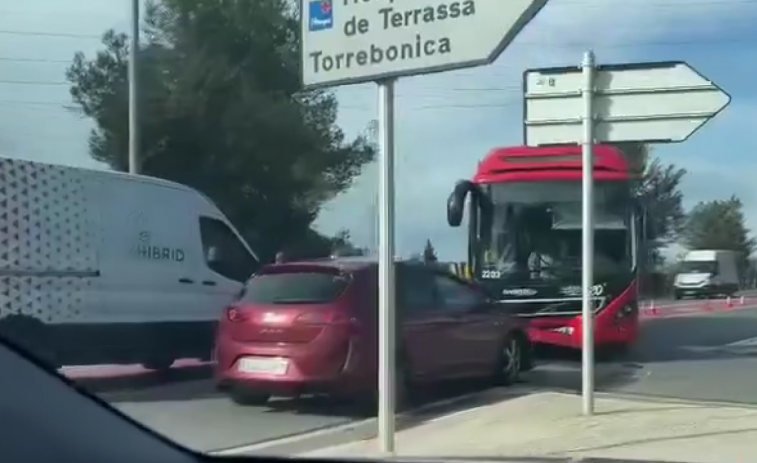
633 152 687 244
612 143 686 244
65 0 374 260
613 144 686 280
682 195 755 271
328 229 368 257
422 239 438 263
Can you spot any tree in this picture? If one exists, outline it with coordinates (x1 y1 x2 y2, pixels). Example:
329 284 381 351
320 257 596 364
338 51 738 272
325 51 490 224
617 144 687 246
65 0 374 261
613 144 687 297
682 195 756 273
422 239 438 263
329 229 367 257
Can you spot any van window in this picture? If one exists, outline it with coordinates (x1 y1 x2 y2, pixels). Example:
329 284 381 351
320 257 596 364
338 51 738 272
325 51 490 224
240 271 351 304
199 217 258 282
680 260 718 274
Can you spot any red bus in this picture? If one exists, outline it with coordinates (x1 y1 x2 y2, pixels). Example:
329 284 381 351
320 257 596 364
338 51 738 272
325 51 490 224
446 144 645 357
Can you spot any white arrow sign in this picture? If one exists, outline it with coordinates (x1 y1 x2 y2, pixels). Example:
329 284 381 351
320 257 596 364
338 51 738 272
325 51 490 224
301 0 550 89
523 61 731 146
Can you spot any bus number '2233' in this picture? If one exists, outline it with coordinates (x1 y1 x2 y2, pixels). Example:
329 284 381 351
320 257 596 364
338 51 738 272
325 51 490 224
481 270 502 279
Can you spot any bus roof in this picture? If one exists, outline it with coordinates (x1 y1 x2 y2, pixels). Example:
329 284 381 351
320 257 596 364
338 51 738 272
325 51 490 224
473 145 637 184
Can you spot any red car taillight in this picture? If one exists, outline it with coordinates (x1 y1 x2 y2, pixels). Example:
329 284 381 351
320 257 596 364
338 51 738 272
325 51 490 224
226 306 248 322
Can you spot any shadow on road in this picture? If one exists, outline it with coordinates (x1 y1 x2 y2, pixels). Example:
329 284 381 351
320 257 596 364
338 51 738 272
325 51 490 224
522 310 757 401
263 377 504 419
104 374 519 416
633 312 757 363
245 383 534 456
72 365 213 395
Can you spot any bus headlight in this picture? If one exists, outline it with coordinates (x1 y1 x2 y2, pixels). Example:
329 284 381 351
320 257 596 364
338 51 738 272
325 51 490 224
551 326 574 335
615 305 636 320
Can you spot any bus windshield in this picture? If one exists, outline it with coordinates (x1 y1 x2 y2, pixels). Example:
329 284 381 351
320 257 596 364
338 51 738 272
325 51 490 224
480 180 633 282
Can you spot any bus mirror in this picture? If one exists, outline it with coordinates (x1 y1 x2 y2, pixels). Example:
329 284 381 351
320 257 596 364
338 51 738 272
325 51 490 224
635 203 652 240
480 198 493 243
447 180 473 227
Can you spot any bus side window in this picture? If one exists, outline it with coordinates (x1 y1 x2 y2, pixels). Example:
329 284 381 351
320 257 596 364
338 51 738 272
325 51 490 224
199 217 258 282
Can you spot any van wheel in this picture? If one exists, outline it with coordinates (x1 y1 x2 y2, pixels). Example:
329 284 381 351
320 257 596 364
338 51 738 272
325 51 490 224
229 388 271 406
492 333 523 386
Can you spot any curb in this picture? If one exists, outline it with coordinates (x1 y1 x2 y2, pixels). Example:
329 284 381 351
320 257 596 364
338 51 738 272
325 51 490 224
210 385 533 456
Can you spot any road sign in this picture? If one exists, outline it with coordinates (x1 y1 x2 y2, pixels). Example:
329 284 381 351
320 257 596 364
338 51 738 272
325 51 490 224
523 61 731 146
301 0 550 89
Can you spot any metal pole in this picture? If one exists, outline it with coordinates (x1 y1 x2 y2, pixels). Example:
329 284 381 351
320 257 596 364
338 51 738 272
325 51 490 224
581 50 596 416
128 0 140 174
368 120 379 256
377 79 397 455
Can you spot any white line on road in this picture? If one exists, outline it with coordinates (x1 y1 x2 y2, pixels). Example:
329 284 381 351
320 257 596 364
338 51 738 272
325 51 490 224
725 337 757 347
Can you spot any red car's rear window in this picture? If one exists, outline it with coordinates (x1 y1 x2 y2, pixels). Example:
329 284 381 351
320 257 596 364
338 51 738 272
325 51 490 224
239 269 352 305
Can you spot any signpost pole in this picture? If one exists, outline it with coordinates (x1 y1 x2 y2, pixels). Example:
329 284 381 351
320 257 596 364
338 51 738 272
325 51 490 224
128 0 140 175
581 50 596 416
377 78 397 455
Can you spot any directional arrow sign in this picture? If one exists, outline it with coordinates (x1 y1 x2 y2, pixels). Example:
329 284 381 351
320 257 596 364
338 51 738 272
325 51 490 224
301 0 550 89
523 61 731 146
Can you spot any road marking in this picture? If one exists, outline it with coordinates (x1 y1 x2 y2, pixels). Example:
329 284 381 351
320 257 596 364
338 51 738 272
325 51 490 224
725 337 757 347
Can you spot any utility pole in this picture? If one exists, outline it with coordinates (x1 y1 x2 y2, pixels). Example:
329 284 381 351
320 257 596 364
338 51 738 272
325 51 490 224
128 0 140 174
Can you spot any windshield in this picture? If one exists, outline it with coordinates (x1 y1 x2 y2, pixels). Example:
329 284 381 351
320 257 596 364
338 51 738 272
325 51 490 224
239 270 351 304
3 1 757 463
679 260 717 274
480 181 633 282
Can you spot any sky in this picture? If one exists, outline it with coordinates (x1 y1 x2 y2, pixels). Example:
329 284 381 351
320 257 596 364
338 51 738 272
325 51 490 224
1 0 757 261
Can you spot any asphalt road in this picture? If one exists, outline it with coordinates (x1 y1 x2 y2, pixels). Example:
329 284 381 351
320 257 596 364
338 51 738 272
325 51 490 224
101 372 503 453
527 303 757 404
77 294 757 454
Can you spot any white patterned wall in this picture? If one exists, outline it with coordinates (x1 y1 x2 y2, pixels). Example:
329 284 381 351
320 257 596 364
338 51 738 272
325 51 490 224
0 158 99 323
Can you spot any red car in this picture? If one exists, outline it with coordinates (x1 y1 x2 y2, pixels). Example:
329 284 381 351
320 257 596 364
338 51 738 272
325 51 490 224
214 257 533 406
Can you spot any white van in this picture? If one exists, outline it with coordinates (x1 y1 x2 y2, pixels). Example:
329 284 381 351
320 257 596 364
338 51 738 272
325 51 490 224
0 157 260 369
673 249 739 299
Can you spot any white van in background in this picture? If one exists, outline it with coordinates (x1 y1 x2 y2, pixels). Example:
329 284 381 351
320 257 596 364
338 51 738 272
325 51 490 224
673 249 740 299
0 157 260 370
